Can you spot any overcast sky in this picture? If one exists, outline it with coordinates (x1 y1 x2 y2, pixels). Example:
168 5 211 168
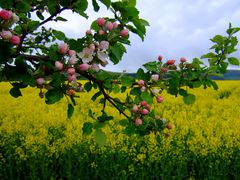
46 0 240 72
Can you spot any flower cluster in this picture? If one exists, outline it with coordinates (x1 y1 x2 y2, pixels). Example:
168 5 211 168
132 101 151 125
0 9 20 45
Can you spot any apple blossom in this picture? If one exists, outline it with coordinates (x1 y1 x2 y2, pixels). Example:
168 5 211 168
90 64 100 72
120 29 129 37
132 104 138 113
146 104 151 111
0 9 12 20
10 35 20 45
152 88 159 95
96 18 105 26
0 30 12 40
67 68 75 75
105 22 113 31
180 57 187 63
140 86 146 92
158 55 163 61
77 47 94 64
97 51 108 63
151 74 159 82
141 109 149 115
79 63 90 72
98 41 109 50
36 77 46 86
156 96 164 103
68 50 76 57
135 118 142 126
166 123 173 129
68 56 78 65
68 89 75 96
89 43 96 51
58 42 69 54
137 80 145 87
55 61 64 70
167 59 175 65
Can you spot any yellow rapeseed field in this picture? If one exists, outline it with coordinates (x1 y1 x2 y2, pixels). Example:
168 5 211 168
0 80 240 165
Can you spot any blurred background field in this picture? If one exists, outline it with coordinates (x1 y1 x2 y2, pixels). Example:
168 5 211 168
0 80 240 179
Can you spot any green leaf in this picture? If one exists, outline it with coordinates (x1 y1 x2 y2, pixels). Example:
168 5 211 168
112 84 120 93
73 0 88 18
52 30 65 41
123 0 136 7
55 16 68 22
140 91 153 104
211 35 225 44
0 40 11 63
82 122 93 135
95 70 111 80
92 0 100 11
45 88 64 104
120 75 134 87
130 87 141 96
9 87 22 98
67 104 74 119
15 1 31 12
109 43 126 64
99 0 111 8
94 129 107 146
228 57 239 66
136 68 145 80
84 82 92 92
143 61 160 72
36 11 45 20
119 119 129 126
201 52 217 59
91 91 102 101
183 94 196 105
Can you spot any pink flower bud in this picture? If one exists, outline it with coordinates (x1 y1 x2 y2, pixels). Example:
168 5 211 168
120 29 129 37
36 77 45 86
96 18 105 26
132 104 138 113
105 22 113 31
89 43 95 51
0 30 12 40
135 118 142 126
67 68 75 75
167 59 175 65
0 9 12 20
67 74 76 82
98 41 109 50
161 67 168 73
158 55 163 61
141 109 149 115
151 74 159 82
55 61 64 70
140 101 148 107
79 63 90 72
180 57 187 63
68 56 78 65
113 22 119 28
166 123 173 129
68 50 76 57
58 42 69 54
137 80 144 87
156 96 164 103
68 89 75 96
99 29 105 35
10 35 20 45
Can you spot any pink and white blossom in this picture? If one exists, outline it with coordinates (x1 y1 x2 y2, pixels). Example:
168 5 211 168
97 51 108 63
105 22 113 31
68 50 76 57
132 104 138 113
68 56 78 65
167 59 175 65
96 18 105 26
113 22 119 28
151 74 159 82
98 41 109 50
12 13 19 23
141 109 149 115
67 68 75 75
90 64 100 72
137 80 145 87
77 47 94 64
67 74 76 82
156 96 164 103
180 57 187 63
0 30 12 40
152 88 159 95
120 29 129 37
